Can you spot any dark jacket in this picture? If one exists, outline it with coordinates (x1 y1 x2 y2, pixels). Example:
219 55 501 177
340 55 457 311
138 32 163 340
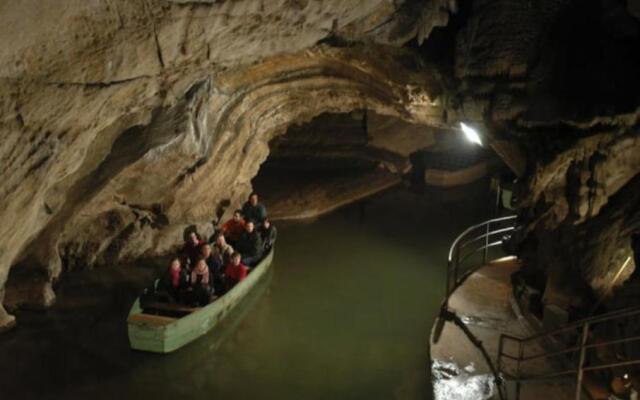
181 240 203 267
204 254 223 283
237 230 263 258
242 202 267 224
160 267 189 294
260 225 277 251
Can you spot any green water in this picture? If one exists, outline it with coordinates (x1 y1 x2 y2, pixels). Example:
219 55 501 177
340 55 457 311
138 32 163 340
0 184 491 400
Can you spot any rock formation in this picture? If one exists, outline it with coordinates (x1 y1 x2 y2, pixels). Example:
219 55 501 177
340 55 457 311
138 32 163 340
0 0 455 329
0 0 639 332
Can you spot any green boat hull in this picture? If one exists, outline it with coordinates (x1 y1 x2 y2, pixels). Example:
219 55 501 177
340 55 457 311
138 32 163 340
128 248 274 353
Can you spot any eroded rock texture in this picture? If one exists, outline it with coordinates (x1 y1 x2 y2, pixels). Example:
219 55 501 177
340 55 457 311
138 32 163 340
460 0 640 310
0 0 639 330
0 0 455 327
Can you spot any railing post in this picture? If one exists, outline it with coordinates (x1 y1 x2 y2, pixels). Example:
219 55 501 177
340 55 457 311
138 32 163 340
483 220 490 264
497 336 506 399
445 259 452 311
497 336 504 374
516 341 524 400
575 323 590 400
444 261 452 297
454 246 460 286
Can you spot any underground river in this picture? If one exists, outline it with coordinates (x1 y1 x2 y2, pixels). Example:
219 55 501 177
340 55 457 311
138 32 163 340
0 183 493 400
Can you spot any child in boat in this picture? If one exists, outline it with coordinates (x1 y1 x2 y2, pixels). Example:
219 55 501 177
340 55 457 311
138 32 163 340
190 256 212 306
191 257 210 287
224 252 249 291
221 210 245 247
161 257 188 303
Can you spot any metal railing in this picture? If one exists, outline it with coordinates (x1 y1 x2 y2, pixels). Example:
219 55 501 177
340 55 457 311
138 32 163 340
436 215 640 400
497 305 640 400
445 215 518 304
432 215 518 400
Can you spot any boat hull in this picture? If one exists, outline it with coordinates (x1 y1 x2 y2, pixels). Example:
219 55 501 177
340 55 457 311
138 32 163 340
128 248 274 353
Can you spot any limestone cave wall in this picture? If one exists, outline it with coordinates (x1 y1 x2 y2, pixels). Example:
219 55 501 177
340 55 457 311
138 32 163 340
0 0 455 328
450 0 640 311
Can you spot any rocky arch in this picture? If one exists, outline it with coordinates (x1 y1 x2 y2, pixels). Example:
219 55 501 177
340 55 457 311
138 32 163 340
0 0 463 332
2 45 447 321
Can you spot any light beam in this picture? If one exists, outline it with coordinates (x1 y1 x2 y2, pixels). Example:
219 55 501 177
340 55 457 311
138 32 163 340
460 122 482 146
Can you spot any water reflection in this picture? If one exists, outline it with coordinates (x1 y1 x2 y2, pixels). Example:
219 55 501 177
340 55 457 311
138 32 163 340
432 359 497 400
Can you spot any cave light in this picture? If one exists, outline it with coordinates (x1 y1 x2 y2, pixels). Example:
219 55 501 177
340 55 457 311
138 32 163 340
460 122 483 146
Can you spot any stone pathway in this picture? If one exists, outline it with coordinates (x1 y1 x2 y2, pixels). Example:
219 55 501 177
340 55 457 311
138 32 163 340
429 257 575 399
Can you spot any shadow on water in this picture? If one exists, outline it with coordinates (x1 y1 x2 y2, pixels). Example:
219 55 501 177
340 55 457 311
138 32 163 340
0 182 493 400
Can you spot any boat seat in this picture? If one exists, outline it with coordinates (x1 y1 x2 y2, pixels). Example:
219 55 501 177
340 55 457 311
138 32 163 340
127 313 177 326
142 301 201 314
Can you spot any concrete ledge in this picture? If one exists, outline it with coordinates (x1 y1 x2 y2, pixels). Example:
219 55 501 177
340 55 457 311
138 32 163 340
424 161 490 188
262 168 401 221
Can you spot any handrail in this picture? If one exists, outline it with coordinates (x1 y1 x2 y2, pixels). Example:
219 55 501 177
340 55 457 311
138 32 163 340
460 227 518 250
497 305 640 399
439 216 640 400
447 215 518 262
433 215 518 400
505 306 640 344
445 215 517 300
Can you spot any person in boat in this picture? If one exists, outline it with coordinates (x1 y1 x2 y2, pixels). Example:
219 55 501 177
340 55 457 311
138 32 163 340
224 252 249 291
201 242 225 296
241 192 267 226
212 232 235 265
181 230 204 268
189 256 212 306
160 257 189 303
237 220 263 266
259 218 277 252
221 209 245 247
201 243 220 273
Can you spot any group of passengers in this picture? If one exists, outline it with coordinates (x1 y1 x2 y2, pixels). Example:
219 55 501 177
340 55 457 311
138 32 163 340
160 193 276 306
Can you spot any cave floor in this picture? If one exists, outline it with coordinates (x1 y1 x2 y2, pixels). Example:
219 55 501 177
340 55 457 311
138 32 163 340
430 258 576 400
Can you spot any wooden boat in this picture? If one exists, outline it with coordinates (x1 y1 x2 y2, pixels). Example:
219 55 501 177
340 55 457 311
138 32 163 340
127 247 274 353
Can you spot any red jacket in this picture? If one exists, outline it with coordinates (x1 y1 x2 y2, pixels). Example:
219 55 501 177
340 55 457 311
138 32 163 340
225 262 248 285
222 219 245 242
170 267 181 288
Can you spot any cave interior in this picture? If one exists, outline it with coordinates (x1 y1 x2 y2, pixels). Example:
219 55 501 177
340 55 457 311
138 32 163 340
1 0 640 398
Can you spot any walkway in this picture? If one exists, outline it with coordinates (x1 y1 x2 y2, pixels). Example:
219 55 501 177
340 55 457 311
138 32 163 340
430 257 574 399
